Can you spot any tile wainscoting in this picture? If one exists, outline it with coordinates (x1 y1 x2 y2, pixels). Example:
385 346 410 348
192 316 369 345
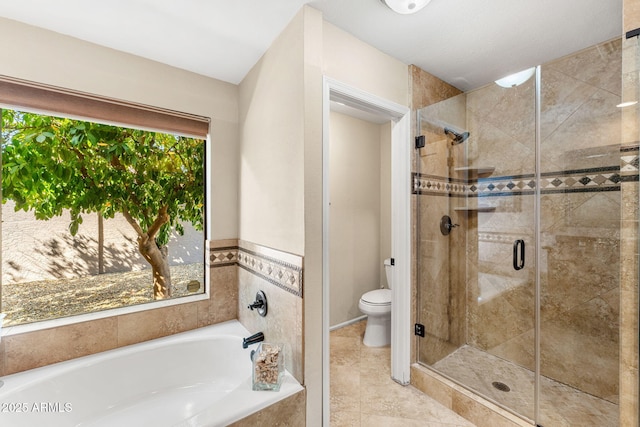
224 240 304 383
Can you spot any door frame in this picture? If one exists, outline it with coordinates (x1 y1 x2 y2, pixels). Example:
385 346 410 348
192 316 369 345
322 77 411 425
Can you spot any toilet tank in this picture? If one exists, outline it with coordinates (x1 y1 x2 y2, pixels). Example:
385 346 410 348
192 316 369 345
384 258 393 289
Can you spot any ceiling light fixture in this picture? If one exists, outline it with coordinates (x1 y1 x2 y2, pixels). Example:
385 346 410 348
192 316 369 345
494 67 536 88
381 0 431 14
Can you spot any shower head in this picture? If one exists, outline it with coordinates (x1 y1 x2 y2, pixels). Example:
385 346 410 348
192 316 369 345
444 127 470 145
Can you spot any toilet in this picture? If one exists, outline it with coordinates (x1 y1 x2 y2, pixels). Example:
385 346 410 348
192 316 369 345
358 258 393 347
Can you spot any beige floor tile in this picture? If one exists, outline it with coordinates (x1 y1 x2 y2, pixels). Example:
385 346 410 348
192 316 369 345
330 320 476 427
331 321 366 339
331 364 361 413
330 410 361 427
363 413 475 427
331 335 361 367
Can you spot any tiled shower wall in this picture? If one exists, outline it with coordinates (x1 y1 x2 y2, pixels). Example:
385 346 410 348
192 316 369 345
412 29 639 424
410 65 463 366
621 1 640 424
464 39 624 402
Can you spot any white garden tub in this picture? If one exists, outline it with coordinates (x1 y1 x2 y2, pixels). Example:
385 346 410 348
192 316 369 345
0 320 302 427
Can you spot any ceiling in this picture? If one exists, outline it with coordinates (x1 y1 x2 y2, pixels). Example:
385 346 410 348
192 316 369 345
0 0 622 91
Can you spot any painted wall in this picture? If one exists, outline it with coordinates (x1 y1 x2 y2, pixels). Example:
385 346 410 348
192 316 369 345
236 4 312 411
0 17 239 376
238 10 305 256
379 121 392 283
0 17 239 241
329 111 391 326
323 22 408 107
236 6 409 424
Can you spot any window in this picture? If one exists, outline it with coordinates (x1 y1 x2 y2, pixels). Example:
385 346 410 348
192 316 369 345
0 76 209 327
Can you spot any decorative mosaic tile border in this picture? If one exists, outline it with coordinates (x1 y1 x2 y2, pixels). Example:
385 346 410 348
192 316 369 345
621 144 640 177
237 247 303 298
209 246 238 267
478 231 532 244
413 147 639 197
209 242 303 298
412 173 469 197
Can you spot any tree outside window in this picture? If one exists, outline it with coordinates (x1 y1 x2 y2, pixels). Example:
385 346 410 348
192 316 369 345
1 109 205 325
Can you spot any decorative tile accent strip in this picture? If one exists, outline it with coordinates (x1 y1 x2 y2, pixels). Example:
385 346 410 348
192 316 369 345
208 241 303 298
478 231 532 243
620 143 639 153
209 246 238 267
473 174 536 197
620 144 640 182
412 173 469 197
237 247 303 298
538 168 622 194
413 156 638 197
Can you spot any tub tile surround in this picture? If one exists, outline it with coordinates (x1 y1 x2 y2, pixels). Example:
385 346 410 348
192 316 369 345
0 240 239 377
234 240 304 383
0 236 306 425
229 388 306 426
117 302 201 347
411 33 638 426
210 240 303 297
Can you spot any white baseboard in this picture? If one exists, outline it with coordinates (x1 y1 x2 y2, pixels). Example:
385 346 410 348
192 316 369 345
329 315 367 331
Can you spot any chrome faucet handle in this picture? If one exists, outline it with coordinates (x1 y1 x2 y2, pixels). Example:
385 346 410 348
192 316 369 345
247 301 264 310
247 290 268 317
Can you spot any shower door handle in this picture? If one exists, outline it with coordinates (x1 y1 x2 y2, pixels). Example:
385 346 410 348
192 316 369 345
513 239 525 271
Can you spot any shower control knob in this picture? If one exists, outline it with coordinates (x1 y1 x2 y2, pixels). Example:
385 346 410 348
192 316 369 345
247 290 268 317
440 215 458 236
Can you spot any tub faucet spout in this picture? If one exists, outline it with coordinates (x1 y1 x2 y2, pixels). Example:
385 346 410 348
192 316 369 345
242 332 264 349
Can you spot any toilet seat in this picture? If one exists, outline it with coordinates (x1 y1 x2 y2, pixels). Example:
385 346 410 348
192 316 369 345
360 289 391 305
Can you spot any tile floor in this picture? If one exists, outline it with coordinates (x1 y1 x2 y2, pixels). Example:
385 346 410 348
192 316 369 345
330 320 477 426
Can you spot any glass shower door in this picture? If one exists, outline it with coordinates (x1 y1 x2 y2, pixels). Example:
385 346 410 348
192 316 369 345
415 36 624 426
537 39 621 427
415 73 538 420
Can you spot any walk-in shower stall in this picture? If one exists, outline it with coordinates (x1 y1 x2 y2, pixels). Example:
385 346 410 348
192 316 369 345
414 34 637 426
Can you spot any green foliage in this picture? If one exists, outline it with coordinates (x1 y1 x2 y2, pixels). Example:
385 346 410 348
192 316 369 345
1 109 204 246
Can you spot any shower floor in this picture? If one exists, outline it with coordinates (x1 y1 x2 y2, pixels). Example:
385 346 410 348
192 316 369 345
431 345 618 426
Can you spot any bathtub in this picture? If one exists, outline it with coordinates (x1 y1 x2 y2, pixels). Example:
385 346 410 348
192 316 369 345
0 320 303 427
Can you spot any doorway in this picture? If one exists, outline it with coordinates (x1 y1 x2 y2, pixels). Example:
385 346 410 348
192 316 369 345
322 77 411 425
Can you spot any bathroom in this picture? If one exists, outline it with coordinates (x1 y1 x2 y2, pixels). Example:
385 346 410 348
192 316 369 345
327 107 392 338
0 1 638 427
